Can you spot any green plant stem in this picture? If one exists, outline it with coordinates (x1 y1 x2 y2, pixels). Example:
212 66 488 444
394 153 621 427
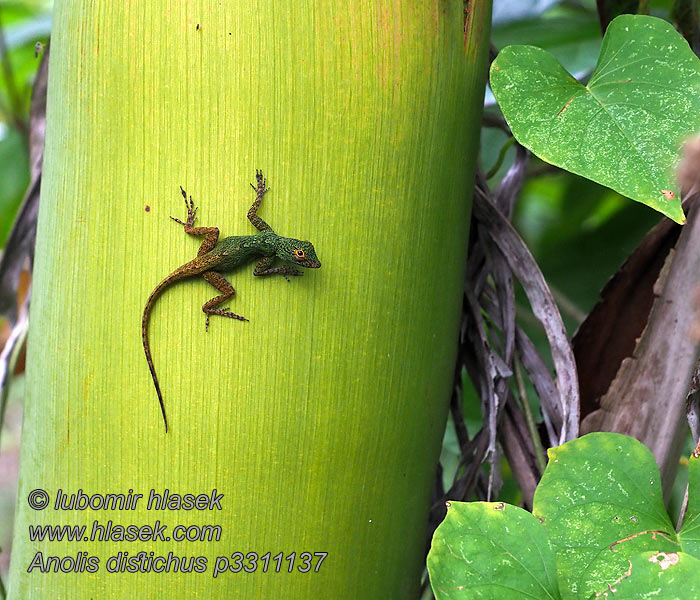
514 356 547 475
7 2 492 598
485 136 515 180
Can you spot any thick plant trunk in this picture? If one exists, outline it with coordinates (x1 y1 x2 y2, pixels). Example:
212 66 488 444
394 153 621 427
8 1 491 598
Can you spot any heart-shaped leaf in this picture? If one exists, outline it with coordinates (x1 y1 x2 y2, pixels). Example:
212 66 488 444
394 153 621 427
427 501 560 599
490 15 700 224
533 433 678 599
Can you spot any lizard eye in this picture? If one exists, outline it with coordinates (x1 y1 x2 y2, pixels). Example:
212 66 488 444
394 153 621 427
293 249 306 260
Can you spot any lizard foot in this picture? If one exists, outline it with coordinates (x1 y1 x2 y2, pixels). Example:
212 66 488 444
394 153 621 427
205 308 248 331
283 268 303 282
250 169 269 196
171 186 198 228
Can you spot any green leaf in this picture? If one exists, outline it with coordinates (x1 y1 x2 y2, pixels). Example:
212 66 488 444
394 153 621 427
490 14 700 223
533 433 679 599
678 454 700 557
596 551 700 599
427 501 560 599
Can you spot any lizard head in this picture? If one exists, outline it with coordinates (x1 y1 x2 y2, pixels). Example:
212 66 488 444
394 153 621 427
276 238 321 269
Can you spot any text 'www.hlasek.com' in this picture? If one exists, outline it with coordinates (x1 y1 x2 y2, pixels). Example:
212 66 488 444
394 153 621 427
24 488 328 577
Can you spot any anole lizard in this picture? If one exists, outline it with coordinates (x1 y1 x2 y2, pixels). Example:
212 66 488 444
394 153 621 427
142 170 321 432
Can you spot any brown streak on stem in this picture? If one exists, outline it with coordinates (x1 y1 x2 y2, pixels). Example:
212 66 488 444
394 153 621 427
463 1 470 46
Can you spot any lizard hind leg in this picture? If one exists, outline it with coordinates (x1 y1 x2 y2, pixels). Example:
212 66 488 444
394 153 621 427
201 271 248 331
172 187 220 255
247 170 273 232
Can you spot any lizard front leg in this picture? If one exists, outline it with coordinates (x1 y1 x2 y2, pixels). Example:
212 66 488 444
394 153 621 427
172 186 220 255
201 271 247 331
253 255 303 281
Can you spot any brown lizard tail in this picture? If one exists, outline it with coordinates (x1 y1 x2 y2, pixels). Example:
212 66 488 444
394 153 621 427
142 258 210 432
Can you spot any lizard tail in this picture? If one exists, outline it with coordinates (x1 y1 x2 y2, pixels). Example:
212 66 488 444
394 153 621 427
142 259 208 433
